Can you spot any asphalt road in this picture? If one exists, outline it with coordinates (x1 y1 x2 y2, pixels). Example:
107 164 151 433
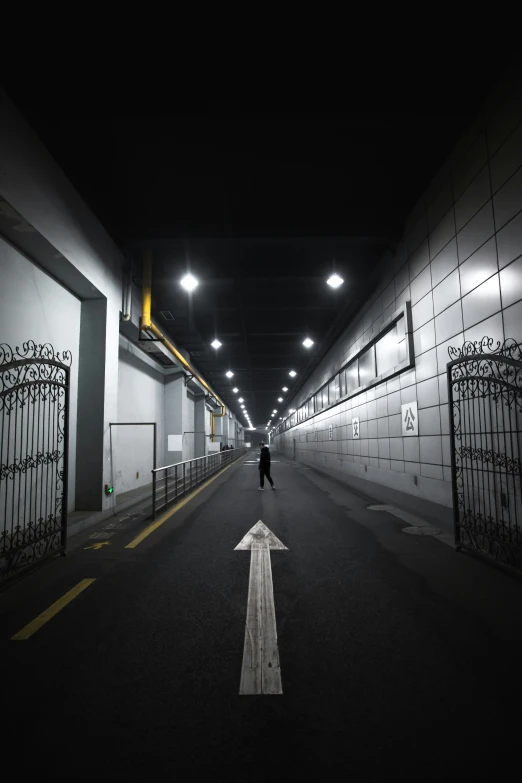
1 450 521 780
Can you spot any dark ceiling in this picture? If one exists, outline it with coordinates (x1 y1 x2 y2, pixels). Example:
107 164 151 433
3 71 511 427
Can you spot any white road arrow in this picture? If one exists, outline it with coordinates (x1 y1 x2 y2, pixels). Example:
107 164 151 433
235 520 287 695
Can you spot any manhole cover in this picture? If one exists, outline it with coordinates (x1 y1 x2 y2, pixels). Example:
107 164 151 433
402 526 441 536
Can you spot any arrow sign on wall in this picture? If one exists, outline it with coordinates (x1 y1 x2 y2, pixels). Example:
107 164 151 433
235 520 287 695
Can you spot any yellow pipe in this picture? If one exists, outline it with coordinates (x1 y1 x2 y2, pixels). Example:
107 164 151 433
142 250 152 327
211 404 226 444
140 254 226 432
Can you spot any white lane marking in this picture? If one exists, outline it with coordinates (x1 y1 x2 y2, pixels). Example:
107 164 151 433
235 520 287 695
243 461 280 464
366 504 454 547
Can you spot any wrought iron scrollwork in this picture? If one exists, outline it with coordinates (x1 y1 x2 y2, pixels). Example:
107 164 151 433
447 336 522 574
1 342 70 580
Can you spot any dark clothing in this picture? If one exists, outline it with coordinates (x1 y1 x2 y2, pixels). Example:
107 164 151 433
258 446 273 487
259 446 271 468
259 467 274 488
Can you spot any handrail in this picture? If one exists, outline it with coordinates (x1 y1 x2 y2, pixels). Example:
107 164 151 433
151 446 247 519
152 447 243 474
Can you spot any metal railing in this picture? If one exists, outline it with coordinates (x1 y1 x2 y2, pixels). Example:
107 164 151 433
151 447 247 519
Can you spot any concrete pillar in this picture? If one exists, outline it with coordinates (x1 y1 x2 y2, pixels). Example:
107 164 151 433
213 411 223 447
164 374 183 465
222 415 230 448
75 299 107 510
205 404 212 446
194 397 206 457
182 391 195 461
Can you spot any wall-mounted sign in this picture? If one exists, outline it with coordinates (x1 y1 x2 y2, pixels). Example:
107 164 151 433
401 401 418 436
314 428 318 441
328 424 333 440
352 417 360 439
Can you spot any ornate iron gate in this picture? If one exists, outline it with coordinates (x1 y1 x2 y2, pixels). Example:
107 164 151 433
1 342 71 581
448 338 522 575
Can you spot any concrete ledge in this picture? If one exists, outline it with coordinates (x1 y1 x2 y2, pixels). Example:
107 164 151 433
67 485 152 538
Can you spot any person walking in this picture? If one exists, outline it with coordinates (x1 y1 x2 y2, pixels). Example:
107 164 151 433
258 441 275 491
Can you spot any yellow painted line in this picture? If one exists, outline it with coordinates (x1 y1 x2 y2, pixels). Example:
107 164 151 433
11 578 96 641
126 464 233 549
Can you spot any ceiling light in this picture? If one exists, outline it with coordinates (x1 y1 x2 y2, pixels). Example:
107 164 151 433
240 404 245 408
273 410 278 414
180 273 199 292
303 337 314 348
238 397 244 403
282 387 288 392
278 397 283 402
289 370 297 377
211 339 222 349
226 371 234 378
289 408 296 413
327 273 343 289
232 387 238 393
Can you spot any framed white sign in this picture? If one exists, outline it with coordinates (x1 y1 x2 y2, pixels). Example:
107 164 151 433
401 401 418 436
352 417 360 439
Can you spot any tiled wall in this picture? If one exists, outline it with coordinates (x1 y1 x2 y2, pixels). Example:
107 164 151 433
273 71 522 507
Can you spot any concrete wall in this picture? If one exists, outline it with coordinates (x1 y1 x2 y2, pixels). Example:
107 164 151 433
114 335 165 493
0 237 81 511
182 392 196 461
0 89 123 515
273 71 522 508
0 91 246 525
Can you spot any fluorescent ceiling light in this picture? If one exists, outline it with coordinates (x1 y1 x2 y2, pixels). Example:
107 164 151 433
238 397 244 403
226 371 234 378
232 387 238 393
303 337 314 348
273 410 277 414
211 339 222 349
180 273 198 292
278 397 283 402
289 370 297 377
282 387 288 392
327 273 343 289
240 404 245 408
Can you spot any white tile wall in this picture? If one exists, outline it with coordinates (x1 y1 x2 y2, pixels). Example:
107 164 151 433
459 238 498 296
433 269 461 316
497 210 522 268
490 121 522 192
429 208 455 260
435 300 463 344
274 101 522 509
500 255 522 308
457 200 495 262
455 166 491 232
493 166 522 229
431 238 458 287
461 274 501 329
